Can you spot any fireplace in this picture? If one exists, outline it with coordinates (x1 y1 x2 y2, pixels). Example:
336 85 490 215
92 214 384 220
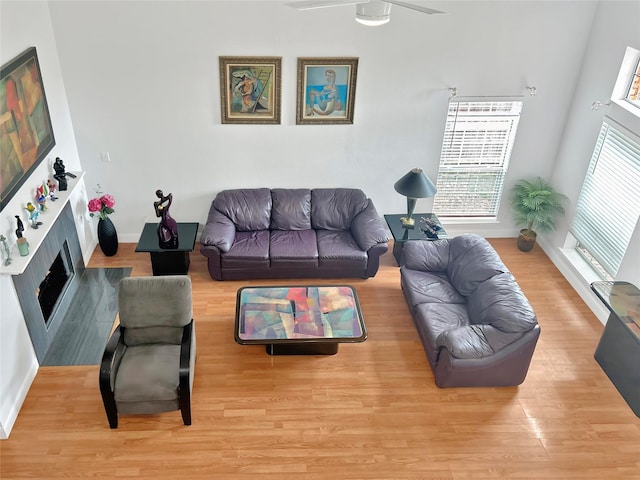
37 242 74 326
12 203 85 362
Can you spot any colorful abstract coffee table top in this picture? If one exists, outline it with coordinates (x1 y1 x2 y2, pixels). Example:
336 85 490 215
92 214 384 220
235 285 366 344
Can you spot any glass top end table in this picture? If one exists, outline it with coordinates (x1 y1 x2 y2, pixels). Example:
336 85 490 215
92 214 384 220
384 213 448 265
135 222 199 275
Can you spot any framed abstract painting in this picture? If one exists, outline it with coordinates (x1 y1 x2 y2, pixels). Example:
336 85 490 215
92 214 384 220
296 57 358 125
219 56 282 124
1 47 56 211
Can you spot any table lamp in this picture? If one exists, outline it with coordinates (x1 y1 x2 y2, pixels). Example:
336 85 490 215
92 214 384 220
394 168 437 228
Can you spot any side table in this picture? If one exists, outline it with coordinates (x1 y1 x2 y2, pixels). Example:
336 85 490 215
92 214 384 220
135 222 199 275
384 213 447 265
591 281 640 418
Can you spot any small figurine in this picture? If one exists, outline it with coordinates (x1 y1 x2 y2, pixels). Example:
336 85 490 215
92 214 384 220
53 157 68 191
25 202 43 229
36 183 48 212
47 179 58 201
15 215 24 238
15 216 29 256
419 216 442 239
0 235 12 266
154 189 179 249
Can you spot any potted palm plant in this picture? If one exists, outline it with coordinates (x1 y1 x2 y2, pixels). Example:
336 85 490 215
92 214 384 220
510 176 567 252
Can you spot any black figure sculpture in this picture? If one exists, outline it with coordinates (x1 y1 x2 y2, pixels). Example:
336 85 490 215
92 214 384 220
15 215 24 238
53 157 68 191
154 190 179 249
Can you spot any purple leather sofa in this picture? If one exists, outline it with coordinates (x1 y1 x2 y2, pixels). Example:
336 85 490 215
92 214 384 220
400 234 540 387
200 188 390 281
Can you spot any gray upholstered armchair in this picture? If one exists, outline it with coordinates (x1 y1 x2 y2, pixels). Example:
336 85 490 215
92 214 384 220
99 275 196 428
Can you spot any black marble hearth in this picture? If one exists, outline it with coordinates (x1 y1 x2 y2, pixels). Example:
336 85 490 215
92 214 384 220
41 267 131 366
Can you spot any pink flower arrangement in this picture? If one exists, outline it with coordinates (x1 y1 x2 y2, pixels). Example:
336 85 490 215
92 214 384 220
88 194 115 220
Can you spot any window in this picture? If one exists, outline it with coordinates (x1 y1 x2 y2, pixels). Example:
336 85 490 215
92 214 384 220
625 57 640 108
570 120 640 279
433 100 523 217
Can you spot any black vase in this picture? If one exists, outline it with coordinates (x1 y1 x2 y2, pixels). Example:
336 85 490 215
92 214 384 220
97 217 118 256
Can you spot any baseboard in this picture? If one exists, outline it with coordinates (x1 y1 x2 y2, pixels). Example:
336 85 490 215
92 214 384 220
0 357 38 440
537 237 609 325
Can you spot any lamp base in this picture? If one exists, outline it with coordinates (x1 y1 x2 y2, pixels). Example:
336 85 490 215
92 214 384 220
400 216 415 228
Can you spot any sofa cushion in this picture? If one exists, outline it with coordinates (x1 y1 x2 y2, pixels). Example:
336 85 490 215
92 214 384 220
400 239 450 272
270 230 318 259
311 188 368 231
447 234 508 297
400 268 466 308
270 189 312 231
213 188 272 232
413 303 470 351
221 230 270 269
466 273 537 332
316 230 367 261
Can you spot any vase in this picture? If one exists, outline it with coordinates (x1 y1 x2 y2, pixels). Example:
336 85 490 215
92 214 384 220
97 217 118 256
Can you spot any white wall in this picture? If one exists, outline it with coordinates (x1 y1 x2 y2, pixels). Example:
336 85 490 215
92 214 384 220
47 0 598 240
0 0 88 438
542 0 640 321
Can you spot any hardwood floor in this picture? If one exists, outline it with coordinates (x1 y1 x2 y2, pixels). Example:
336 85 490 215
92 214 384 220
2 239 639 479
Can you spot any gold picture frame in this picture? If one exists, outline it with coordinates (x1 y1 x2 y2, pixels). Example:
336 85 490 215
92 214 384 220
219 56 281 124
296 57 358 125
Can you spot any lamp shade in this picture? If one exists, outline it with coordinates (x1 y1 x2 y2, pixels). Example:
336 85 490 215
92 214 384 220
394 168 437 199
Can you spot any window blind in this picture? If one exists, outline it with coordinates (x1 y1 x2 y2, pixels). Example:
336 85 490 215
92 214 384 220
433 100 523 217
570 120 640 277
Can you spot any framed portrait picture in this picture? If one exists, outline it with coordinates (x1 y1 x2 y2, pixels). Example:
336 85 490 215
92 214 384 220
219 56 281 124
1 47 56 211
296 57 358 125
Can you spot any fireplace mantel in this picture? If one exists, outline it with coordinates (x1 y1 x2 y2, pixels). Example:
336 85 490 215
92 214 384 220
0 172 84 276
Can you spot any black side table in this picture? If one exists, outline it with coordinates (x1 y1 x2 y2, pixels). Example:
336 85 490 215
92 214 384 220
591 281 640 418
384 213 447 265
135 222 199 275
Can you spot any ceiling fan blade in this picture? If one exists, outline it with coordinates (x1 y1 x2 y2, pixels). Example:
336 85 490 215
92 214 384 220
285 0 369 10
386 0 446 15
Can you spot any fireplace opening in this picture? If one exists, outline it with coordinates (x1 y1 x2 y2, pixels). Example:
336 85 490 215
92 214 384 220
37 242 74 327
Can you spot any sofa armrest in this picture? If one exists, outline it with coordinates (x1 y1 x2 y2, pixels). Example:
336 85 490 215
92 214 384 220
350 200 390 251
435 324 525 359
200 209 236 253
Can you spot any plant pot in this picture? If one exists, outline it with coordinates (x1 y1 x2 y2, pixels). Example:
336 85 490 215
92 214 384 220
97 217 118 257
517 229 537 252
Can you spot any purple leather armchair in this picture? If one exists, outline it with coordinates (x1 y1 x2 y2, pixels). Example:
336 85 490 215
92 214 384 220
200 188 390 281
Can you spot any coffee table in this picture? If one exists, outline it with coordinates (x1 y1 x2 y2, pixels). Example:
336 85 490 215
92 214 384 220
135 222 199 276
235 285 367 355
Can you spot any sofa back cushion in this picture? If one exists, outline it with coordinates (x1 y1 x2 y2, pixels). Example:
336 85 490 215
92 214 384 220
466 273 537 333
213 188 272 231
270 189 312 230
447 234 508 297
400 239 450 272
311 188 368 230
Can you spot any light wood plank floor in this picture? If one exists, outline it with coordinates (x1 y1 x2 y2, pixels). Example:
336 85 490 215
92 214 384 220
2 239 639 479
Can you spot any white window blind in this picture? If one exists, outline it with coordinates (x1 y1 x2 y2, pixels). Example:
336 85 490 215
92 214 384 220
570 120 640 277
433 100 523 217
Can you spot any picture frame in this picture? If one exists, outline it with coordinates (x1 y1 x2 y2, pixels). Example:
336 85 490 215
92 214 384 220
1 47 56 211
296 57 358 125
219 56 282 124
